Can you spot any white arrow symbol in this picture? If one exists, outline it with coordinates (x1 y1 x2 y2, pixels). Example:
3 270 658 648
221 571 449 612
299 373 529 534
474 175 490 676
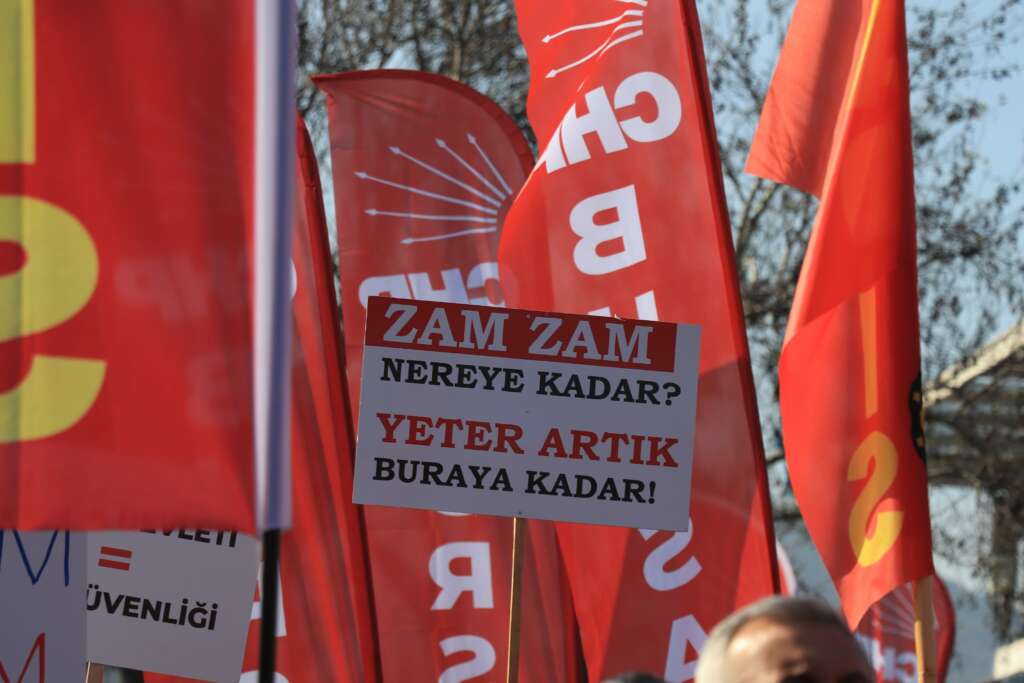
541 9 643 43
389 146 500 207
365 209 496 224
545 23 644 79
400 227 498 244
435 137 505 201
467 133 513 196
354 171 497 214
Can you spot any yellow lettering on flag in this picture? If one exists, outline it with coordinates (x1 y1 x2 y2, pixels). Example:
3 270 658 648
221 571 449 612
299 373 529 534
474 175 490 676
859 288 878 418
848 431 904 567
0 3 107 443
0 0 36 163
0 197 106 443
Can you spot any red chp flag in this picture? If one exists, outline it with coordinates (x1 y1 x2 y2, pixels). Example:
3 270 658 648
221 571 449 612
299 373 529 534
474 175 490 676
747 0 934 627
147 118 378 683
501 1 777 680
855 578 955 682
316 71 578 682
0 1 281 530
250 117 378 681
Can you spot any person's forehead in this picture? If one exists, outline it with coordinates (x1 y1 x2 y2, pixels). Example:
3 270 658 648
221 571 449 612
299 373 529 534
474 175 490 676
727 616 869 668
729 617 807 658
732 615 847 642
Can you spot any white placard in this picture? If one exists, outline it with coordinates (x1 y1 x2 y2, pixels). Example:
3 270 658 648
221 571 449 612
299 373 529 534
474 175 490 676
354 297 700 531
86 529 259 683
0 530 86 682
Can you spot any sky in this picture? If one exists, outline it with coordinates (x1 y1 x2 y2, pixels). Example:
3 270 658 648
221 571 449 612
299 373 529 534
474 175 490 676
306 4 1023 676
761 6 1023 678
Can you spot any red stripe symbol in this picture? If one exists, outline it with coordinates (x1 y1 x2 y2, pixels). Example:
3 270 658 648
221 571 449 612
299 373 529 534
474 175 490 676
98 545 133 571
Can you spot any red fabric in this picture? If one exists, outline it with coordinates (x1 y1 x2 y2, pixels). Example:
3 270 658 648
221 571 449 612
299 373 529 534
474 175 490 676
744 1 868 197
145 119 380 683
749 0 934 628
500 1 778 679
315 70 578 682
0 1 257 530
249 117 379 682
854 577 956 682
144 119 381 683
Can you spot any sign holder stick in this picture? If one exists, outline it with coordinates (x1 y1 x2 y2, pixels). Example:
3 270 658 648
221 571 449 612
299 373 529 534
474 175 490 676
913 574 937 683
85 662 104 683
506 516 526 683
258 529 282 683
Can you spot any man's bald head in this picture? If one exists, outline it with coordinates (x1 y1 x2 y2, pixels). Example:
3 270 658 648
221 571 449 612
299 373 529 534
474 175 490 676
695 596 872 683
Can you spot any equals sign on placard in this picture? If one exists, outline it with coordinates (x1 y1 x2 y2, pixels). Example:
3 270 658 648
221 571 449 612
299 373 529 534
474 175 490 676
98 546 133 571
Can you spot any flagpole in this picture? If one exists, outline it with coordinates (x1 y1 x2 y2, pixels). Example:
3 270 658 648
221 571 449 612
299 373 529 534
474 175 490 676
506 516 526 683
913 575 937 683
85 662 104 683
258 529 281 683
253 0 294 675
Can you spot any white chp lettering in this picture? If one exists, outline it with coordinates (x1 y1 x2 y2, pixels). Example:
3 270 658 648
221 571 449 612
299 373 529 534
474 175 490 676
465 262 502 306
892 652 916 683
409 268 470 303
358 263 503 308
638 524 702 591
359 273 411 304
562 85 629 165
663 615 708 683
856 634 916 683
438 635 496 683
429 542 495 610
615 71 683 143
636 524 705 681
543 71 682 173
570 185 646 276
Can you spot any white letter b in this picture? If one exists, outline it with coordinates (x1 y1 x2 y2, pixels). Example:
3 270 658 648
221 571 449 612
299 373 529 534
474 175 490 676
570 185 646 276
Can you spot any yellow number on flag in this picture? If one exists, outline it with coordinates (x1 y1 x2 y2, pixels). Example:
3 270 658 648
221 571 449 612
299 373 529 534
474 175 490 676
0 197 106 443
0 0 36 163
847 430 904 567
1 2 106 443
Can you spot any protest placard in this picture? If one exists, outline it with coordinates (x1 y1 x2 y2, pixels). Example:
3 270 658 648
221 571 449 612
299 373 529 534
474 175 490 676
86 529 260 683
353 297 700 531
0 531 86 682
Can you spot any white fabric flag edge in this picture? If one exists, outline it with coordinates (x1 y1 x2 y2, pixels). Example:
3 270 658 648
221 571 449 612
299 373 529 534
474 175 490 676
253 0 296 530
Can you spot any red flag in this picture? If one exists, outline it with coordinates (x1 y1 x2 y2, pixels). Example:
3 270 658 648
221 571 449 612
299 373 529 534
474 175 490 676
500 1 778 679
0 1 271 530
855 578 955 682
315 70 578 682
248 117 379 681
747 0 934 627
145 119 380 683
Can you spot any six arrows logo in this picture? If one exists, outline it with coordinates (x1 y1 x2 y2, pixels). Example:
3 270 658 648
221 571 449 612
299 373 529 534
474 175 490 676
859 583 939 641
541 0 648 79
356 133 514 246
97 545 133 572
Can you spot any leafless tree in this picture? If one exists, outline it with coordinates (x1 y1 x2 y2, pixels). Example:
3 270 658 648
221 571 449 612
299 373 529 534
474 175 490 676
297 0 1024 640
699 0 1024 639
